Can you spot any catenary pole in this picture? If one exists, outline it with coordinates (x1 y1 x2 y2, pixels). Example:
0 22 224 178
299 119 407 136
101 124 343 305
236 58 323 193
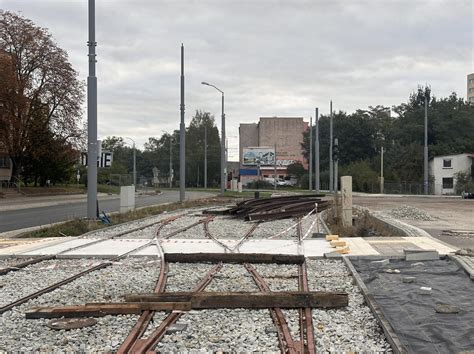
169 137 172 188
274 143 277 191
315 107 320 193
179 44 186 202
424 95 429 195
334 138 339 193
204 125 207 189
329 101 333 193
309 116 313 191
221 92 225 196
87 0 98 219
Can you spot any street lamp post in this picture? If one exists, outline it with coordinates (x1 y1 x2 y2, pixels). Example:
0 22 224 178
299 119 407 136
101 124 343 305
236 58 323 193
424 95 429 195
124 137 136 189
201 81 225 196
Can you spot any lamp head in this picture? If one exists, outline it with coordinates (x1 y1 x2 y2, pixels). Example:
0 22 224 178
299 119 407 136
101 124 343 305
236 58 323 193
201 81 209 86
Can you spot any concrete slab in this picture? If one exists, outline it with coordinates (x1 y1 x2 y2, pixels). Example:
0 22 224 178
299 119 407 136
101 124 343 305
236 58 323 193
60 239 151 257
21 238 98 256
0 237 75 256
403 237 457 255
341 238 379 256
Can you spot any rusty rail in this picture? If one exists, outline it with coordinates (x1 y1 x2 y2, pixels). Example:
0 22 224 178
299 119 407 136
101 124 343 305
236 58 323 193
244 263 297 354
133 263 224 353
160 215 214 240
231 221 260 252
117 258 169 353
298 262 316 354
203 218 233 252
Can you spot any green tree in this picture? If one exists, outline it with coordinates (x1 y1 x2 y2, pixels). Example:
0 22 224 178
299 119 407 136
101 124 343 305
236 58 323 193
185 110 221 187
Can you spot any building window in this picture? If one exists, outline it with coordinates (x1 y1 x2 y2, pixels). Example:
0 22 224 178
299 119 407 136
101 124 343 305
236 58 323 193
442 177 453 189
0 156 10 168
443 159 452 168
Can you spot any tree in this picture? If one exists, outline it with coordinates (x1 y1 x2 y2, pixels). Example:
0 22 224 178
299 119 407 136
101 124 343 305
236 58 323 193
0 11 84 178
185 110 220 187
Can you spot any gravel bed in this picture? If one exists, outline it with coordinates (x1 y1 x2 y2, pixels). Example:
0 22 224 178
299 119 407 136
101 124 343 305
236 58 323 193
0 257 38 269
306 259 391 352
251 218 298 239
387 205 436 221
207 217 254 239
165 262 216 292
159 215 207 239
0 257 161 352
84 209 191 239
205 264 259 292
0 259 101 307
253 263 300 340
156 308 279 352
153 261 279 351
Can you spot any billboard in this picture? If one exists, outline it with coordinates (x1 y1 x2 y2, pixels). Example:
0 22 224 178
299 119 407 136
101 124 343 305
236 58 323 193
243 147 275 166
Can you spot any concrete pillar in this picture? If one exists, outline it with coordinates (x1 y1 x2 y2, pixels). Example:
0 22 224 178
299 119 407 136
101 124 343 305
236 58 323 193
120 186 135 213
237 182 242 193
341 176 352 227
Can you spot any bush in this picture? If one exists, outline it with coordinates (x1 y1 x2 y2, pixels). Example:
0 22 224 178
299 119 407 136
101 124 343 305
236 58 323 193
246 180 274 189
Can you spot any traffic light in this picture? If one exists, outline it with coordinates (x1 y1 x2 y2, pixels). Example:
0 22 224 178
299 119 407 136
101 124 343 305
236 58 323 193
333 138 339 161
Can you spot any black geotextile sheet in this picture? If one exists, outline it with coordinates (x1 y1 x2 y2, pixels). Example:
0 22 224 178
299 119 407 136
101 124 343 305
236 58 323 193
351 258 474 354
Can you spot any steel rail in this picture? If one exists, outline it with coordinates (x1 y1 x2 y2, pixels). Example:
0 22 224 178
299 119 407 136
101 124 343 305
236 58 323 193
295 221 316 353
55 213 186 257
230 222 260 252
134 262 224 353
160 215 214 240
244 263 297 354
298 262 316 354
0 216 181 315
202 218 233 252
117 258 169 353
0 255 55 276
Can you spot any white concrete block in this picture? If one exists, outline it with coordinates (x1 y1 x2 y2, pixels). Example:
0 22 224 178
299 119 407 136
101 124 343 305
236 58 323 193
120 186 135 213
405 249 439 261
341 176 352 227
420 286 432 295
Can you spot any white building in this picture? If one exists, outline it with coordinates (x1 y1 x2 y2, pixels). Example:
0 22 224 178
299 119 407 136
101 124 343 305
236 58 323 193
429 153 474 195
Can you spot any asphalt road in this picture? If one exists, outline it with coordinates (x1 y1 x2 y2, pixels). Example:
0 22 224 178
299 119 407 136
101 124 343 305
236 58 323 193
0 190 216 233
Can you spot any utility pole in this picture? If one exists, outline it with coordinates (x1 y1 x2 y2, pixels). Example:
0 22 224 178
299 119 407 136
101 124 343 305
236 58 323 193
274 143 277 191
329 101 334 193
179 44 186 202
169 137 172 189
309 116 313 191
334 138 339 193
424 95 429 195
132 141 136 188
380 146 384 194
221 93 226 195
204 125 207 189
315 107 320 193
87 0 98 219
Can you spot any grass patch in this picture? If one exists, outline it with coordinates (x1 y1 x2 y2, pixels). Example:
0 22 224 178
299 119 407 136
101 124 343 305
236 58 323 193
20 186 85 196
24 219 106 238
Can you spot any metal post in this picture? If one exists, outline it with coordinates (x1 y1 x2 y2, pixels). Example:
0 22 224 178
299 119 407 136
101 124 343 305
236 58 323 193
315 107 320 192
221 92 225 196
87 0 98 219
380 146 384 194
334 138 339 193
424 96 429 195
204 125 207 189
309 116 312 191
169 137 172 189
201 81 224 196
132 142 136 188
329 101 333 193
274 143 277 191
179 44 186 202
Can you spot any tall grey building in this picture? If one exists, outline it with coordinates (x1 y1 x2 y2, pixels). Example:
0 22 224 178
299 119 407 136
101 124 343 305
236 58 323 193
468 73 474 104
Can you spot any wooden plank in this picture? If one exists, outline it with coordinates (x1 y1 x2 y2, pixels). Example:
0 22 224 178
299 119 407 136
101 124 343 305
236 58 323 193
124 291 348 309
25 302 191 319
164 253 305 264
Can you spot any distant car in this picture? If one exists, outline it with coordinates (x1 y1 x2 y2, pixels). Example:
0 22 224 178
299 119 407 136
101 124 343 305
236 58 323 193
461 191 474 199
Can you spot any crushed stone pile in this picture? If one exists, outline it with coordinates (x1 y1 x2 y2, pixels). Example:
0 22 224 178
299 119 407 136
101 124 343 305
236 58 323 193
387 205 436 221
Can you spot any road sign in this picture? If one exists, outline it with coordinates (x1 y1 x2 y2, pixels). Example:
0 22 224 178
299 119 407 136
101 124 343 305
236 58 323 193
80 152 113 168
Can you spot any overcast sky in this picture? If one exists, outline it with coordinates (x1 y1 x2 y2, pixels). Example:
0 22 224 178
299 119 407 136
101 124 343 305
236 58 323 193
1 0 473 160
